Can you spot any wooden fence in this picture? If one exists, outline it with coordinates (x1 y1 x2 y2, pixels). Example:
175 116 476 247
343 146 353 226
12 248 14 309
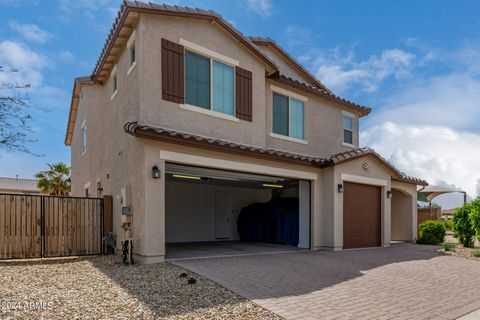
0 194 109 259
418 206 442 228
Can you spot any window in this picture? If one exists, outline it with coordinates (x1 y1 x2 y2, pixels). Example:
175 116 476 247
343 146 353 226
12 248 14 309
185 50 235 116
82 122 87 154
212 61 234 115
112 74 117 93
111 65 117 98
130 42 136 65
272 92 305 140
127 31 136 76
186 51 210 109
343 115 353 145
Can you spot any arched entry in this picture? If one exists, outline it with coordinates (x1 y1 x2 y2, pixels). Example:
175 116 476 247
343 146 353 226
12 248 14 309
391 188 414 241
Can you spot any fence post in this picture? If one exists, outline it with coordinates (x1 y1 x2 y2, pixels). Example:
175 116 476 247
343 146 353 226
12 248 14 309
103 195 113 254
41 196 45 258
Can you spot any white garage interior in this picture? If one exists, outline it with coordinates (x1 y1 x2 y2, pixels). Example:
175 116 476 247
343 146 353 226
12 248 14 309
165 163 311 259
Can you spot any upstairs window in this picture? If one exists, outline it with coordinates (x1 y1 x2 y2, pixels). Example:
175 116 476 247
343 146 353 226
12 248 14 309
272 92 305 140
185 50 235 116
343 114 353 145
111 65 117 99
186 51 210 109
127 30 136 73
81 120 87 154
130 43 136 65
212 61 234 115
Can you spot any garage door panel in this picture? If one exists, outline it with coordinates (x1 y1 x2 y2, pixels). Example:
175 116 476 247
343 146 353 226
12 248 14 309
343 182 381 249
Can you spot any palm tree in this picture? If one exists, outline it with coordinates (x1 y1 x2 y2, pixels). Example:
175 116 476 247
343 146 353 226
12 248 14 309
35 163 71 196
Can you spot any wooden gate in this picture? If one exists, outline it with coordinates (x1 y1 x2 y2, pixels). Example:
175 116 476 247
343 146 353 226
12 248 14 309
0 194 104 259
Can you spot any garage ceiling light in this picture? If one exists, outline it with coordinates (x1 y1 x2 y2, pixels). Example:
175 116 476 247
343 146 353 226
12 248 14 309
172 174 202 180
166 164 286 182
262 183 284 188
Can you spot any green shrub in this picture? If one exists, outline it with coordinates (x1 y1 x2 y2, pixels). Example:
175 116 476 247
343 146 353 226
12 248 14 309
444 219 454 230
469 198 480 241
473 249 480 258
453 204 475 247
417 220 446 245
443 243 455 252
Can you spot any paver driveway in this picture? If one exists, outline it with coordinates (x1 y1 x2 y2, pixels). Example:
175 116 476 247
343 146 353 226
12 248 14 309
172 244 480 320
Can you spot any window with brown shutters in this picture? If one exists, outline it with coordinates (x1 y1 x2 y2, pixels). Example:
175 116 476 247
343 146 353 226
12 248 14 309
161 38 184 103
235 67 253 122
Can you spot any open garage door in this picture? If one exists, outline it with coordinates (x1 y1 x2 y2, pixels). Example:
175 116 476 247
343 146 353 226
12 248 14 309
165 164 310 259
343 182 381 249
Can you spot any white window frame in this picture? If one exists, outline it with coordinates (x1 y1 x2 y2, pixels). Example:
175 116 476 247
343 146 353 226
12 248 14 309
110 65 118 100
180 39 238 120
127 30 136 76
270 85 308 143
81 119 87 155
342 111 355 147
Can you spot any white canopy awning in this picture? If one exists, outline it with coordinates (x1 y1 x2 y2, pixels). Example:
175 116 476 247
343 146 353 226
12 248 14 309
418 184 466 203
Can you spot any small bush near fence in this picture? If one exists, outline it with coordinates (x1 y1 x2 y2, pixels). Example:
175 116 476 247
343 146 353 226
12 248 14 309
444 219 454 230
473 250 480 258
417 220 446 245
453 203 476 248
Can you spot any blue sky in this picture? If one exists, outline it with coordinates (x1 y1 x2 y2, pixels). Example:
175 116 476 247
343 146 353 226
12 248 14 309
1 0 479 207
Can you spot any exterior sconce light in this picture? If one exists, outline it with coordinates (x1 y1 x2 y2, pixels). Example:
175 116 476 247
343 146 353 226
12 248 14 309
337 183 344 193
152 165 161 179
387 190 392 199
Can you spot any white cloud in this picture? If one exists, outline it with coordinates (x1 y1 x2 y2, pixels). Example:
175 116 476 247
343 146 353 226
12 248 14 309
9 21 52 43
0 40 48 86
361 122 480 198
312 48 415 93
246 0 272 17
59 50 75 63
284 26 313 47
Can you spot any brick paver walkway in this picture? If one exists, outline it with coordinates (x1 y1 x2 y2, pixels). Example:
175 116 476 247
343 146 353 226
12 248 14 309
172 244 480 320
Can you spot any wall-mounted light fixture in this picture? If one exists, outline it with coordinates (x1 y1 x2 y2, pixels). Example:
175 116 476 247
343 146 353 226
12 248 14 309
152 165 161 179
337 183 344 193
387 190 393 199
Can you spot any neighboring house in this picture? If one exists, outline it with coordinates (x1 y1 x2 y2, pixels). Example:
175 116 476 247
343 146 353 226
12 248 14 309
65 1 427 263
0 177 40 195
442 208 457 220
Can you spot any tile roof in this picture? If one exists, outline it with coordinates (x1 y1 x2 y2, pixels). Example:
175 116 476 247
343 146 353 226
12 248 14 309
0 177 40 193
249 36 331 92
124 121 427 186
92 1 278 81
327 148 428 186
124 121 327 166
271 74 371 117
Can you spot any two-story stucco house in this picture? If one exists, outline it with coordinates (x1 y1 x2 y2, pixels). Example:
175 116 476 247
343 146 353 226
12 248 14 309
65 1 427 263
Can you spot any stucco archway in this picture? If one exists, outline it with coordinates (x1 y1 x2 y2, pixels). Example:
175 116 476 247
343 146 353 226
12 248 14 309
391 188 414 241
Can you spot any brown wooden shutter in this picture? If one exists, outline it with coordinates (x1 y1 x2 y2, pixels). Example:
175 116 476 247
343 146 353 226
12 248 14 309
235 67 253 121
161 38 184 103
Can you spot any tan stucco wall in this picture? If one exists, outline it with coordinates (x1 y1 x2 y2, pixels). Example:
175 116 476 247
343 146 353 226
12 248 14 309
265 79 359 157
320 156 393 250
138 14 267 147
139 140 323 261
68 13 409 263
391 180 418 241
70 25 146 254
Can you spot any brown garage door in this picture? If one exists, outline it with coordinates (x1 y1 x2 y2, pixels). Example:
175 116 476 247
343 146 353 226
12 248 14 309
343 182 381 249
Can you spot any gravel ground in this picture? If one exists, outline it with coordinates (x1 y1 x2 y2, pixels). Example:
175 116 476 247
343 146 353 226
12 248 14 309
0 255 281 320
440 232 480 262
